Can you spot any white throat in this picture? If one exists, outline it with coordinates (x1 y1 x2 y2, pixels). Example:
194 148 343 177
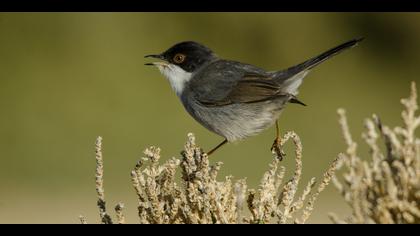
157 64 192 97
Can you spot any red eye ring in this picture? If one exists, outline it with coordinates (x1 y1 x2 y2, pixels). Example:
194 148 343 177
173 53 186 64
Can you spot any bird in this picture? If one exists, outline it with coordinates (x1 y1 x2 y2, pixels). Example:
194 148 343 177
145 38 363 158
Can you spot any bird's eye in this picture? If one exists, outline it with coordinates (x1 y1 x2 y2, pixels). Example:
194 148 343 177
173 53 186 64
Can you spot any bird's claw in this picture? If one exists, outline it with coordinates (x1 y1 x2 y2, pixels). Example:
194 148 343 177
271 138 286 161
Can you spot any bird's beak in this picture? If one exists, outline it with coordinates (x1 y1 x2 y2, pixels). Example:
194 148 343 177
145 54 166 66
145 54 164 59
144 61 169 67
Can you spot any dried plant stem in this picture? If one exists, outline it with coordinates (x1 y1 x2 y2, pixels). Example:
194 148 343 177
278 132 303 223
115 203 126 224
79 215 87 224
95 136 113 224
297 155 341 224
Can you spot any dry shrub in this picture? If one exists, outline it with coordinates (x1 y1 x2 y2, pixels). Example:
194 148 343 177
82 132 339 224
330 82 420 224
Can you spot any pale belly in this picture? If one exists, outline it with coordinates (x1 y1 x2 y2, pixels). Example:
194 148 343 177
182 98 287 142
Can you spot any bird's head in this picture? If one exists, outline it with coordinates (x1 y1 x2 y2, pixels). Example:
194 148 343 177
145 41 216 96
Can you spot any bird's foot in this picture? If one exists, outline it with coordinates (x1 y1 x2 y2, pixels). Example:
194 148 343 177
271 138 286 161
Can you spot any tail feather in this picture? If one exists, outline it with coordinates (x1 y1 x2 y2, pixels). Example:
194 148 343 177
275 37 364 80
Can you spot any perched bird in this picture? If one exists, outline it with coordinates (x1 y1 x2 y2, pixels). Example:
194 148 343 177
145 38 363 157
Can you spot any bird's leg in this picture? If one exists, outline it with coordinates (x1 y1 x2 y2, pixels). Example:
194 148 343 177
207 139 228 156
271 120 286 161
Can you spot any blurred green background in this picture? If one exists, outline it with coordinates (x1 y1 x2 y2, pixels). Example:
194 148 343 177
0 13 419 223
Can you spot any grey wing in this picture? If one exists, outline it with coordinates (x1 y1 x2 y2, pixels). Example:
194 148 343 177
191 60 304 107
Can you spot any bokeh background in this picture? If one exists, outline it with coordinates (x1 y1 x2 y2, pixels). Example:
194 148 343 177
0 13 419 223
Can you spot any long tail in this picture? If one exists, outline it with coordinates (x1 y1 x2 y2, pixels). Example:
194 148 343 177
275 37 364 80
